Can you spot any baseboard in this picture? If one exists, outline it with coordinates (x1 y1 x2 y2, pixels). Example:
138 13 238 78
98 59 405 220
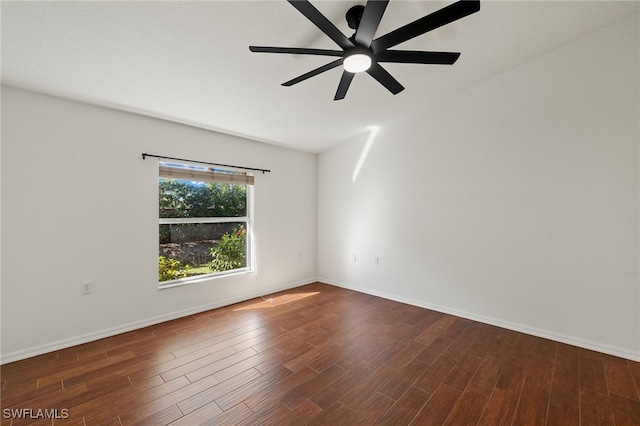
319 277 640 362
0 278 317 365
6 277 637 364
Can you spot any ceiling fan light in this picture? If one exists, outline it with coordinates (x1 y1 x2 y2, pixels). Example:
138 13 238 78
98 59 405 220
343 53 372 73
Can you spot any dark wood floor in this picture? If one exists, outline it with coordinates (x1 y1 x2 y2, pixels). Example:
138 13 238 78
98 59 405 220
2 282 639 425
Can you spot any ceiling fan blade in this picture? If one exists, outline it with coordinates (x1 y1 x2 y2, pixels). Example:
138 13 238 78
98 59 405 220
250 46 343 57
354 0 389 47
334 71 355 100
288 0 354 50
376 50 460 65
367 63 404 94
371 0 480 53
282 58 343 86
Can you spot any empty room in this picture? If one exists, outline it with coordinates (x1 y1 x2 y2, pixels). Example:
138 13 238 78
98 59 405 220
1 0 639 424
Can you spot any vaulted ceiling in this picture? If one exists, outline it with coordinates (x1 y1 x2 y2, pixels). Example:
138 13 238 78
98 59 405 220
2 1 638 153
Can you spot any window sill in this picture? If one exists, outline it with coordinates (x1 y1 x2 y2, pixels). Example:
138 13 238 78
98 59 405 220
158 267 253 290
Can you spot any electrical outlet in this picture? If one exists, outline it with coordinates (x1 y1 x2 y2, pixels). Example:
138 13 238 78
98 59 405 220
82 281 92 295
352 254 357 262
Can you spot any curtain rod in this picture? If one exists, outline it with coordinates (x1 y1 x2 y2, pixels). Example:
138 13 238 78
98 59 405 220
142 153 270 173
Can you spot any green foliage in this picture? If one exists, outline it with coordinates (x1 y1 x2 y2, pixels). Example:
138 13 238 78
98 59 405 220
159 176 249 279
158 256 191 282
210 226 247 272
159 179 247 244
159 179 246 219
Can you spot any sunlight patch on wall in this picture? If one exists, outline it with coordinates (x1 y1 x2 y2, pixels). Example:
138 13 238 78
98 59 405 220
352 126 380 182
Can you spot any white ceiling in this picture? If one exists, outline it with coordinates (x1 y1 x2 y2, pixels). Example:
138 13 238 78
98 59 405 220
2 1 638 153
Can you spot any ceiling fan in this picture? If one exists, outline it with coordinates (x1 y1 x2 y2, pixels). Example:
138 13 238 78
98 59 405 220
249 0 480 100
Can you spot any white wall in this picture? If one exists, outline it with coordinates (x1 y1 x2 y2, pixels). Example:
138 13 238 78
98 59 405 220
1 87 317 362
2 15 638 365
318 15 640 360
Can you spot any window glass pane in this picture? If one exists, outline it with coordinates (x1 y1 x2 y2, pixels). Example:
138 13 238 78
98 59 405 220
158 169 251 285
159 178 247 218
159 222 247 282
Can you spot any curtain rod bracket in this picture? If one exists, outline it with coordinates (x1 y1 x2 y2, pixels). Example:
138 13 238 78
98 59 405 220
141 153 270 174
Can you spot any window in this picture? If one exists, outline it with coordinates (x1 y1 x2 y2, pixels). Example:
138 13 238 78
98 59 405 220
158 162 253 287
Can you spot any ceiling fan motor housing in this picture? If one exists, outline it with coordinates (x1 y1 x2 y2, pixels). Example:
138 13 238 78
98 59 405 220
346 45 372 57
346 5 365 30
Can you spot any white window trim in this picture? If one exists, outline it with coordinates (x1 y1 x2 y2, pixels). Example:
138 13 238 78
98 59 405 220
158 174 254 289
159 217 249 225
159 266 253 289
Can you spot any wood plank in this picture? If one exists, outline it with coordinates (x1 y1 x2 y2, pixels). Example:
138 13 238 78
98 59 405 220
443 388 489 425
383 340 427 371
213 368 292 413
580 356 609 393
78 375 172 424
235 400 291 426
119 375 219 424
351 392 395 425
467 333 498 358
410 383 461 425
358 340 406 371
495 355 531 394
603 357 640 401
610 393 640 426
524 352 555 392
486 332 518 361
170 401 223 426
36 351 137 388
467 356 503 395
379 359 430 401
201 403 253 426
414 337 453 365
241 366 317 412
443 352 483 391
547 389 579 426
278 364 346 409
552 356 579 394
305 401 357 426
338 365 396 410
413 355 458 394
510 333 537 360
3 283 639 425
580 387 614 425
477 387 519 425
177 367 262 415
267 399 320 426
134 404 183 426
512 383 550 425
184 348 258 383
283 341 339 372
309 363 372 409
375 386 431 425
534 338 558 358
441 333 476 360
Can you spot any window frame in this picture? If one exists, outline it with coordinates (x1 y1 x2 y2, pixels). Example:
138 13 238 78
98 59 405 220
157 163 254 289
